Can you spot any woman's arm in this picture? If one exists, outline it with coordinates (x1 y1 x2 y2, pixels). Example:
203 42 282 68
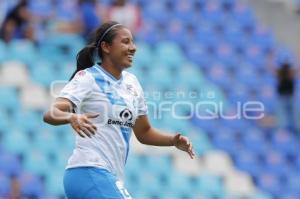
133 115 195 158
43 98 98 138
43 98 74 125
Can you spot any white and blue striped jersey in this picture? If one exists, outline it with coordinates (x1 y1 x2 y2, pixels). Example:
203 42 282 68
59 64 147 180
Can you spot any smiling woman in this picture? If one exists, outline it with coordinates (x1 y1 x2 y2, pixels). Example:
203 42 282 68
43 21 194 199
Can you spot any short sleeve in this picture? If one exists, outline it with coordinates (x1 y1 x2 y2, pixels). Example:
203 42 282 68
137 89 148 116
58 70 94 107
135 77 148 116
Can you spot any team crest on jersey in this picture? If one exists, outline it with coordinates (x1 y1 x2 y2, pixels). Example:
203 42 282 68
126 84 138 96
78 70 86 76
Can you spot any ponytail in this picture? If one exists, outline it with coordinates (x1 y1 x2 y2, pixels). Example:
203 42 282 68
69 45 96 80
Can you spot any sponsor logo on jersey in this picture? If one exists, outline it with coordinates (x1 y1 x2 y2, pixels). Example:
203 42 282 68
107 108 134 128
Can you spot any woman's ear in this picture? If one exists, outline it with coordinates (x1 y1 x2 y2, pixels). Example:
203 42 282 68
101 41 110 54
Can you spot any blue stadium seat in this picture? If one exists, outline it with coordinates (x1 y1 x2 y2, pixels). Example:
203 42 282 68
249 192 273 199
234 149 262 176
28 0 53 17
244 44 265 66
33 129 61 155
0 39 7 62
256 172 281 196
207 62 232 90
2 128 30 155
235 63 262 90
228 82 251 104
142 1 170 24
190 131 212 155
223 21 244 39
165 19 186 45
23 149 52 176
215 42 238 68
186 43 212 70
135 19 166 45
148 64 175 88
283 170 300 197
262 149 289 177
177 63 206 89
51 148 73 169
220 118 250 134
40 34 84 64
0 110 10 131
13 110 43 134
195 24 219 49
256 84 278 114
132 42 153 68
30 59 56 87
166 173 193 194
279 191 299 199
147 156 172 174
212 127 238 154
241 128 267 153
154 42 185 69
252 26 275 52
0 152 22 177
0 172 11 197
231 3 256 31
201 0 224 25
173 0 197 22
39 42 64 63
196 175 225 199
126 155 148 174
19 172 44 198
271 129 297 155
8 39 37 65
0 87 20 112
45 168 65 196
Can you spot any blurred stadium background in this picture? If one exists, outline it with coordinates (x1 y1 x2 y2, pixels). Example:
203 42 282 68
1 0 300 198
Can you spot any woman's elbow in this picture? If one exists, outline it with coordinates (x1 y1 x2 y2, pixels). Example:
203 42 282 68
43 111 55 125
43 112 50 123
136 135 146 144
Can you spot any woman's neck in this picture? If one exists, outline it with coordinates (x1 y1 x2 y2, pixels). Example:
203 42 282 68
101 59 122 80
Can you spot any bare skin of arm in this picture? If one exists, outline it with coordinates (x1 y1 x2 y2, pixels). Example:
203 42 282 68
133 115 195 159
43 98 98 138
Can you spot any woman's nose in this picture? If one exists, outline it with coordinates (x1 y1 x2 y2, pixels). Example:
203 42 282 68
129 43 136 53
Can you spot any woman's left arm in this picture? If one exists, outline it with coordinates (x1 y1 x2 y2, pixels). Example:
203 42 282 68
133 115 195 159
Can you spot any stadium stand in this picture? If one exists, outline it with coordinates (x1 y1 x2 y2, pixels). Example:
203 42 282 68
0 0 299 199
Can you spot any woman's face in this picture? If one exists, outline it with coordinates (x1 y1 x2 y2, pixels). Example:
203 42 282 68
106 27 136 70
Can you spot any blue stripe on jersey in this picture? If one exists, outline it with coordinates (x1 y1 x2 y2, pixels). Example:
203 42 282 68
87 66 131 164
120 127 131 163
87 66 126 106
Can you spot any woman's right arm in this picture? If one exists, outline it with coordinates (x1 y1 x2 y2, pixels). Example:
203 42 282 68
43 98 98 138
43 98 74 125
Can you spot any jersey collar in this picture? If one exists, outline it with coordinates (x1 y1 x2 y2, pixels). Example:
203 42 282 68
95 64 123 83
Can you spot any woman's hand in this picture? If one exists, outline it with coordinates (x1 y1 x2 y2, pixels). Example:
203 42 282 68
173 133 195 159
69 113 99 138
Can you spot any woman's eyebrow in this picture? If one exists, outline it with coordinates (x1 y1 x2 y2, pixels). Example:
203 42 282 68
121 37 133 42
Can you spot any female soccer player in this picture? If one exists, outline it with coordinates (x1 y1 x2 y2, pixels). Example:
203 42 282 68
43 21 195 199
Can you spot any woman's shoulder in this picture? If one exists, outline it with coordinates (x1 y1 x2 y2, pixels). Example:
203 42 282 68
122 70 138 81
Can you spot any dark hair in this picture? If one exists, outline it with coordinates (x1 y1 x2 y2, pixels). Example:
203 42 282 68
70 21 124 80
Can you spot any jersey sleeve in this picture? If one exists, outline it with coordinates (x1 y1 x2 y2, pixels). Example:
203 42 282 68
58 70 94 107
135 77 148 116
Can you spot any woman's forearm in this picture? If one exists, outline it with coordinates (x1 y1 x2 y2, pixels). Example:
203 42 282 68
136 127 175 146
43 106 73 125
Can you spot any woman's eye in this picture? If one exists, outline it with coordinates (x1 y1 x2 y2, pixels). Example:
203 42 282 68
123 39 130 44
